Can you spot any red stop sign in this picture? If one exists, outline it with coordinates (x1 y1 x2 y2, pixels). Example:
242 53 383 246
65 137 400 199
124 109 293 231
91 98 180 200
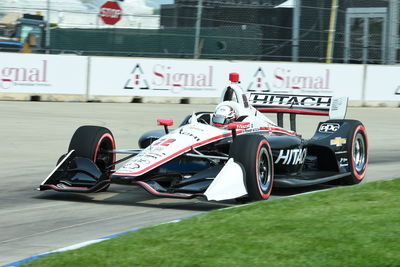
99 1 122 25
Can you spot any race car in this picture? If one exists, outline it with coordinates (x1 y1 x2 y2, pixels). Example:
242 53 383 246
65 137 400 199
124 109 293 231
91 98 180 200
39 73 368 202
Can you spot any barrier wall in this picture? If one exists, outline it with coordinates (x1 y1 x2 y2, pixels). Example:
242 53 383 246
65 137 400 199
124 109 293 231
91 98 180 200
0 53 87 94
88 57 364 100
0 52 399 105
89 57 226 97
365 65 400 102
229 61 364 100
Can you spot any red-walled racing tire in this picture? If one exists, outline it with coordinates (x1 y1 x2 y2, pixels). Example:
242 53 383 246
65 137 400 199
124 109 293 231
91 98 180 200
342 122 368 184
68 126 116 191
229 134 274 201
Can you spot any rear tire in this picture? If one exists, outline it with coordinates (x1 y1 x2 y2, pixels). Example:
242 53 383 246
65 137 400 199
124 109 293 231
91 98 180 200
229 135 274 201
342 122 368 184
68 126 116 191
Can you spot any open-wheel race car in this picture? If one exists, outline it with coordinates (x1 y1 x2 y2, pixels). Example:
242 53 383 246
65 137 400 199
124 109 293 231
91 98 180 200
39 73 368 202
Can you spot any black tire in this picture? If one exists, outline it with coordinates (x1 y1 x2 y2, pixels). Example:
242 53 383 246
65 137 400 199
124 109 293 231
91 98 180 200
342 121 368 184
68 126 116 190
229 135 274 201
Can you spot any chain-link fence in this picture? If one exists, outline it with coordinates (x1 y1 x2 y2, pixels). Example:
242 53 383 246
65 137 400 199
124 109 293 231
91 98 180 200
0 0 398 63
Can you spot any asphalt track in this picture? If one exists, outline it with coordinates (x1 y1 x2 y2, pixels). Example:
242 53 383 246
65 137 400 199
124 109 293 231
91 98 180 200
0 101 399 265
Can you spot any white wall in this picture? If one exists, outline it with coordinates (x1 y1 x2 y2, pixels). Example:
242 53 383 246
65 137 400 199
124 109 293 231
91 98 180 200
365 65 400 102
88 57 365 100
0 52 399 105
0 53 87 94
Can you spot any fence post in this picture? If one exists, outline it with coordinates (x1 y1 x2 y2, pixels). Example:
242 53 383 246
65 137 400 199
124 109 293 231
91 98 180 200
45 0 51 53
326 0 339 63
388 0 399 64
292 0 301 62
194 0 204 59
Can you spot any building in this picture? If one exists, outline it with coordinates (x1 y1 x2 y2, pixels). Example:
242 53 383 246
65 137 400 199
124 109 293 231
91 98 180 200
160 0 399 63
161 0 293 61
299 0 399 64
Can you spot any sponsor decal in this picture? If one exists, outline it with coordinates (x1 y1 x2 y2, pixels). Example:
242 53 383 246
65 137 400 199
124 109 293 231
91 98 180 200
124 64 150 90
247 67 271 92
179 129 201 141
243 126 262 134
124 63 214 93
187 125 205 132
122 162 140 170
122 152 168 170
330 97 347 113
249 94 331 108
245 67 331 93
141 153 164 159
319 123 340 133
395 85 400 95
0 60 49 89
231 122 250 130
273 68 330 91
339 158 348 167
149 145 166 152
330 137 347 147
275 148 307 165
153 138 176 146
130 158 151 164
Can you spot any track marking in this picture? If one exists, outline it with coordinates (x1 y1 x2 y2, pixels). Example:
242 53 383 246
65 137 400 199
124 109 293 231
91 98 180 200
0 209 151 244
0 203 68 216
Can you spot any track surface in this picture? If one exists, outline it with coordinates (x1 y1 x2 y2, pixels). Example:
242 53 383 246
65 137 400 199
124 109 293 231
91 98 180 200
0 101 399 264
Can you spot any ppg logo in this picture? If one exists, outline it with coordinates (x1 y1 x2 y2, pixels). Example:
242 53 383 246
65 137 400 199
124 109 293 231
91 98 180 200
319 123 340 133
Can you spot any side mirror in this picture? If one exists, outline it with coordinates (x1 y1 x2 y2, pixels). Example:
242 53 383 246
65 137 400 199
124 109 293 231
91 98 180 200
157 119 174 134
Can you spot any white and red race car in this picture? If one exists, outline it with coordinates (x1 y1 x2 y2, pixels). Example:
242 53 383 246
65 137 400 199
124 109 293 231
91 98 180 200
39 73 368 202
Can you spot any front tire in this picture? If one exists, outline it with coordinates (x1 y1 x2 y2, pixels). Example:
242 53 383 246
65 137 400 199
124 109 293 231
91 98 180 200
342 122 368 184
68 126 116 191
229 135 274 201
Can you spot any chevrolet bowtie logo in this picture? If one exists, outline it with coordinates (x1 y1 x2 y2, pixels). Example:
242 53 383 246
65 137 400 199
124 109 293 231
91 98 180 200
330 137 347 147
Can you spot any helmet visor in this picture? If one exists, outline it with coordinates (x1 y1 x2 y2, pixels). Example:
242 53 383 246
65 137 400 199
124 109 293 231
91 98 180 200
212 115 233 125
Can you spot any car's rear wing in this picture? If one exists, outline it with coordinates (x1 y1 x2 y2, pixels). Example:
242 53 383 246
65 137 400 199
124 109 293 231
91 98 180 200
249 93 348 131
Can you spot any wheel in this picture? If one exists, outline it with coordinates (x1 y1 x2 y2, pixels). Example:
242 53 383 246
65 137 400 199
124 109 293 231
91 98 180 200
229 135 274 201
342 122 368 184
68 126 116 190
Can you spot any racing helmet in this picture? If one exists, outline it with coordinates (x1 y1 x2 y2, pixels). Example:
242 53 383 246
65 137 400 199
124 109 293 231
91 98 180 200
212 103 238 127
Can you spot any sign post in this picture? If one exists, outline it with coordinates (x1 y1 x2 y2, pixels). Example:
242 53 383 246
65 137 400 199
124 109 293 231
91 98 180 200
99 1 122 25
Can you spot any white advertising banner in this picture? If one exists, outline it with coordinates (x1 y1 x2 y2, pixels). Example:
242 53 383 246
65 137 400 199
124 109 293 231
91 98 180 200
231 61 364 100
0 53 87 94
89 57 229 97
365 65 400 101
89 57 365 100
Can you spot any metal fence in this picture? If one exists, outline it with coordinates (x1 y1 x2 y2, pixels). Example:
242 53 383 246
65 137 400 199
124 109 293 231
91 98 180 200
0 0 399 64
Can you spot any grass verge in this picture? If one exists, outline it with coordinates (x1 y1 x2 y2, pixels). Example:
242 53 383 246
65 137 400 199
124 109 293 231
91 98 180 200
25 179 400 267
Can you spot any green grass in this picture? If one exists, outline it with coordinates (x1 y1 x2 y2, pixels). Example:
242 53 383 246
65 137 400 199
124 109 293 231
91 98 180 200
25 179 400 267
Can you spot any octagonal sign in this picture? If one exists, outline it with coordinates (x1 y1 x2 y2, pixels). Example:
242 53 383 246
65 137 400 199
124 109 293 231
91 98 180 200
99 1 122 25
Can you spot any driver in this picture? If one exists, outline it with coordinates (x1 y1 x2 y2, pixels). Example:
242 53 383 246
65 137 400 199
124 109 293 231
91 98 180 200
212 102 239 127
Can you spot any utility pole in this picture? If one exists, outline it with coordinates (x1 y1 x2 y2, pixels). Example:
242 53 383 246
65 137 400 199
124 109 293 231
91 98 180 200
194 0 203 59
326 0 339 63
388 0 399 64
292 0 301 61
